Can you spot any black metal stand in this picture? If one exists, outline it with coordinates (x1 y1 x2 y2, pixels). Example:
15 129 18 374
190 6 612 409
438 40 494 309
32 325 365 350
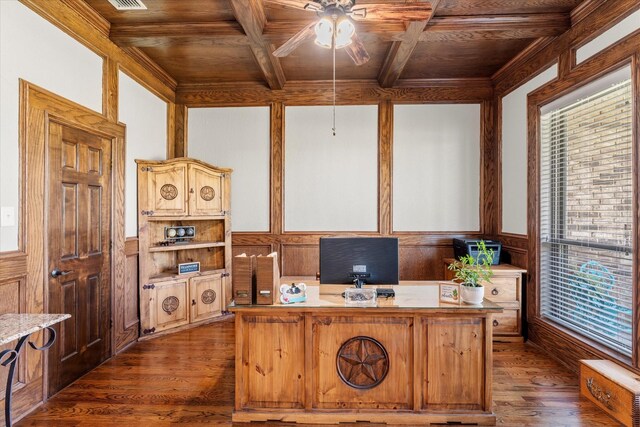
0 326 56 427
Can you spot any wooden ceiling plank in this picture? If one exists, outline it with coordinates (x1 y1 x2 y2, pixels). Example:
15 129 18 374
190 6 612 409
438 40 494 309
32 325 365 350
377 1 438 88
424 13 570 33
228 0 286 90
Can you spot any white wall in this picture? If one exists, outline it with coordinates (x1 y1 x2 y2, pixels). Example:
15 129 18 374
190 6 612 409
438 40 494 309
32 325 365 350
118 71 167 237
393 104 480 231
188 107 270 232
284 105 378 231
577 9 640 64
501 64 558 235
0 0 103 251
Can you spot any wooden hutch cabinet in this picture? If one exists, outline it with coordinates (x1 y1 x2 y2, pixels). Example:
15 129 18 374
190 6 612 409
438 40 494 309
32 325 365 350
137 158 232 339
444 258 526 342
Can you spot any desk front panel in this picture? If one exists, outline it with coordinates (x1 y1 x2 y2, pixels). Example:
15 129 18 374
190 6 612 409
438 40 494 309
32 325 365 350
234 307 494 423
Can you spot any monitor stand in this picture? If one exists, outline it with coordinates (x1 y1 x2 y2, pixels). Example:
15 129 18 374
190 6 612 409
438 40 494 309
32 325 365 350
349 273 370 288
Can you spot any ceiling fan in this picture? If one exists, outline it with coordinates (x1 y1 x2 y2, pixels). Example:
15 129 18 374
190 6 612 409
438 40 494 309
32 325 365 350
269 0 432 66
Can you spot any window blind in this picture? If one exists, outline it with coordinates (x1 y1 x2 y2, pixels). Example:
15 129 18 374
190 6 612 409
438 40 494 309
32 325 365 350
539 68 633 356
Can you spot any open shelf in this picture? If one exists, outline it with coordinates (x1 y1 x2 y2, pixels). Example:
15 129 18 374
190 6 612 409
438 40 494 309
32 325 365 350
149 267 226 283
149 241 226 252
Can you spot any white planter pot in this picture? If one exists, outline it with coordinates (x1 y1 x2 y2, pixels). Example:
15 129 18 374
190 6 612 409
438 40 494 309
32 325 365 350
460 285 484 304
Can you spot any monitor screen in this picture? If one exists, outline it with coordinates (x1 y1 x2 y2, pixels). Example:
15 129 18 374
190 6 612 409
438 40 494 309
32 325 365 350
319 237 399 285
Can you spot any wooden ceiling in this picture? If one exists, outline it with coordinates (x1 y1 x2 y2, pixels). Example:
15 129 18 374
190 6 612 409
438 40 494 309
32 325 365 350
83 0 586 89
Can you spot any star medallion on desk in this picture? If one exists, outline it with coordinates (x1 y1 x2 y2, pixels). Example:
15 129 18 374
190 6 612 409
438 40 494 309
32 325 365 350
336 336 389 389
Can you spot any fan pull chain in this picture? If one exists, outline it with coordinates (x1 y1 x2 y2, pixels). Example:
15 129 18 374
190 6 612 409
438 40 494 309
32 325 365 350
332 15 337 136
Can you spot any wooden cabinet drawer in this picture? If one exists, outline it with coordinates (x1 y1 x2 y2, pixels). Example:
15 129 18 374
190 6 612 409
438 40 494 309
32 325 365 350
485 277 517 302
492 309 519 334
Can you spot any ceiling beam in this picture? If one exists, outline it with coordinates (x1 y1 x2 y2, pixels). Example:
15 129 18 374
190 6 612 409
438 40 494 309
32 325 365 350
420 14 569 42
377 1 438 89
228 0 286 90
109 13 571 47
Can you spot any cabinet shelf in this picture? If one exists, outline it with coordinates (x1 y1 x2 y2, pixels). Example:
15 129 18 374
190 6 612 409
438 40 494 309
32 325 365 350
149 241 226 252
149 267 226 283
146 215 226 221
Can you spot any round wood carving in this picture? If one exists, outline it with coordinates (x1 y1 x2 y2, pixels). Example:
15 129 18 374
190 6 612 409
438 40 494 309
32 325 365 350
201 289 216 304
162 296 179 315
336 336 389 389
200 186 215 201
160 184 178 200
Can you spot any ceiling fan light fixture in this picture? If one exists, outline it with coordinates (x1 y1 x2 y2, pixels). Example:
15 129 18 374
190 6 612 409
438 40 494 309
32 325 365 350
314 17 334 48
335 17 355 49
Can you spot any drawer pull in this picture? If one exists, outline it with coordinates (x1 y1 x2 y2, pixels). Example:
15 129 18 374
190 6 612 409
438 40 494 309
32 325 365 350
586 377 613 410
491 288 499 296
259 290 271 296
236 291 249 297
493 319 499 327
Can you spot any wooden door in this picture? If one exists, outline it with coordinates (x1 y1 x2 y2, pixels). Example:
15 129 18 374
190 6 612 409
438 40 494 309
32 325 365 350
47 122 112 396
190 274 222 322
188 164 224 216
144 163 188 216
148 279 189 334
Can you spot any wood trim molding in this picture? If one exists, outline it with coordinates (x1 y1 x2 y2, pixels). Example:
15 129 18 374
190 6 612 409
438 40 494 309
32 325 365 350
20 0 176 102
177 79 494 107
270 102 284 235
480 99 498 237
378 101 393 235
125 237 139 257
633 52 640 368
228 0 286 90
167 103 188 159
103 58 118 122
493 0 640 95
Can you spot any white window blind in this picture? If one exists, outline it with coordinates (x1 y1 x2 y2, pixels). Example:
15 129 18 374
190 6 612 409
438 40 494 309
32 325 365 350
540 67 633 356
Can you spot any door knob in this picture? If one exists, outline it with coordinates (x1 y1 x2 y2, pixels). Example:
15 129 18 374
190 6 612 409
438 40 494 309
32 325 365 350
51 269 73 278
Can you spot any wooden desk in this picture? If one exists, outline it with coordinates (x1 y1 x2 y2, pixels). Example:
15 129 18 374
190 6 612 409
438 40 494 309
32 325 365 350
230 282 501 425
444 259 526 342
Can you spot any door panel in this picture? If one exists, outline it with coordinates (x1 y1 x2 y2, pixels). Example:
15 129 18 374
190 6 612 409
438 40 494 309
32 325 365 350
190 274 222 323
146 163 188 216
188 164 224 216
148 279 189 333
48 122 112 396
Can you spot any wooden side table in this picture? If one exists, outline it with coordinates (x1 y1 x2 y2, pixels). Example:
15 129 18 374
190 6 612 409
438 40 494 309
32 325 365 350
443 258 526 342
0 313 70 427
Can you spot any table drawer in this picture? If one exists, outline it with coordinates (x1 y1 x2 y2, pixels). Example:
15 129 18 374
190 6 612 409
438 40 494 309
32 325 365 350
492 309 519 334
486 278 517 302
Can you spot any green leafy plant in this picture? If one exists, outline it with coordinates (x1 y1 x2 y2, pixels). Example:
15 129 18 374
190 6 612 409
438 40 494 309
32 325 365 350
448 240 494 287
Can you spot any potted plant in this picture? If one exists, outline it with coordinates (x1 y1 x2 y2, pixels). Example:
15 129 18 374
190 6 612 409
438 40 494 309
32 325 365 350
447 240 494 304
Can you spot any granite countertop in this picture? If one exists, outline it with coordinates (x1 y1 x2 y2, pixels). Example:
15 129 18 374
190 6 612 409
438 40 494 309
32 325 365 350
0 313 71 346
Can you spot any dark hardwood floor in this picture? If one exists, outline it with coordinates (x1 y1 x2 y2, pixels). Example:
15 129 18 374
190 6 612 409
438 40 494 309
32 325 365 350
17 318 619 426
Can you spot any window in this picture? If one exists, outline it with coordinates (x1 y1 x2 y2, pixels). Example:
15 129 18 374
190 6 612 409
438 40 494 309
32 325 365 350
539 66 633 356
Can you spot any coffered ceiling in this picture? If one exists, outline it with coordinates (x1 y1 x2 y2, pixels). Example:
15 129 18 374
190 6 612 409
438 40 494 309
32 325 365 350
83 0 586 89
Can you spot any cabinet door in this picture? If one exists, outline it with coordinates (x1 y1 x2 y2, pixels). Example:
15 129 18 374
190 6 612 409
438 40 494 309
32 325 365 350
145 163 188 216
189 274 222 322
149 279 189 333
188 164 224 216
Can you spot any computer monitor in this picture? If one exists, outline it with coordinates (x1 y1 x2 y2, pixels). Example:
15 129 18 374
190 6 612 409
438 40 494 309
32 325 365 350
319 237 399 286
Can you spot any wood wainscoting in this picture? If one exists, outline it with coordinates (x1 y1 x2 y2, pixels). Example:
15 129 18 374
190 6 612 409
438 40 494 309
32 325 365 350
114 237 140 353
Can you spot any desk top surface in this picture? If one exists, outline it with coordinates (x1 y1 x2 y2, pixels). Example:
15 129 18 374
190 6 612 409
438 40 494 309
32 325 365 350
230 281 501 312
0 313 70 345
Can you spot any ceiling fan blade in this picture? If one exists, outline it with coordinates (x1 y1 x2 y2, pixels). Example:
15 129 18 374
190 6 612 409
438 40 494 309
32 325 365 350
350 3 432 22
273 22 316 57
264 0 320 11
344 33 370 66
